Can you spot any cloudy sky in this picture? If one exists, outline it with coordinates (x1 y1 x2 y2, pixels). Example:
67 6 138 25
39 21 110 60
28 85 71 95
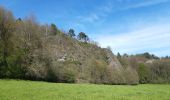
0 0 170 56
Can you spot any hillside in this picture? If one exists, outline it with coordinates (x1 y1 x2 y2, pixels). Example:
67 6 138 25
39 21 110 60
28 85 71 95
0 7 169 84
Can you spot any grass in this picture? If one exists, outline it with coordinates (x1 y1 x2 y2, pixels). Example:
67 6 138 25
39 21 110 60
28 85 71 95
0 80 170 100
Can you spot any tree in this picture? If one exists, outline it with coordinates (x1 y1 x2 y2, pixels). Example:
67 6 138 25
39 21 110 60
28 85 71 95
149 60 170 83
107 46 111 51
50 23 58 35
137 63 150 84
0 7 15 68
78 32 89 42
68 29 75 37
165 56 169 59
143 52 150 59
123 53 128 57
117 52 121 58
16 18 22 22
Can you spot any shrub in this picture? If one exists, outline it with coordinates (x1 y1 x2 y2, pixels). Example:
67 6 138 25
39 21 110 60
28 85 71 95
137 63 150 84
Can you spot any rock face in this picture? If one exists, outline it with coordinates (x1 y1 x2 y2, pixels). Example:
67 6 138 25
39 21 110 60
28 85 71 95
105 49 123 69
145 60 155 64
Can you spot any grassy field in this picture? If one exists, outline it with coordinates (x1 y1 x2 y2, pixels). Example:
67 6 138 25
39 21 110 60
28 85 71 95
0 80 170 100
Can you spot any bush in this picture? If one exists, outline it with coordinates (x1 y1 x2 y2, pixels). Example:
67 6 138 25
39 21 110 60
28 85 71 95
149 60 170 83
137 63 150 84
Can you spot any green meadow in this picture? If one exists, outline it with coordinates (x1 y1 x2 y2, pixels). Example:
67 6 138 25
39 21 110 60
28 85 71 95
0 80 170 100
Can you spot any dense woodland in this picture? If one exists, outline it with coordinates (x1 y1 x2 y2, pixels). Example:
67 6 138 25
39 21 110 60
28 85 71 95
0 7 169 84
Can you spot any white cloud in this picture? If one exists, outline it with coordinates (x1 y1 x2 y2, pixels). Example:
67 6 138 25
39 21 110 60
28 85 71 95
81 13 100 23
122 0 170 10
74 0 170 29
74 1 114 26
95 23 170 56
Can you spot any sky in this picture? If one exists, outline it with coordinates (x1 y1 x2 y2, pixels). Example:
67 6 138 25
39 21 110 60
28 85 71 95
0 0 170 56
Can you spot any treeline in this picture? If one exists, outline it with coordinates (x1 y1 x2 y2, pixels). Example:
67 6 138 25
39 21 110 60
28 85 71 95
0 7 169 84
117 52 170 84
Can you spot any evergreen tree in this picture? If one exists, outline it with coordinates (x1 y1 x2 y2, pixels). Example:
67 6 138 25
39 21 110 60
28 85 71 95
78 32 89 42
68 29 75 37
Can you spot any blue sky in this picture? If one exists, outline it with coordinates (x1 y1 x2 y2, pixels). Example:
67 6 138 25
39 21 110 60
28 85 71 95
0 0 170 56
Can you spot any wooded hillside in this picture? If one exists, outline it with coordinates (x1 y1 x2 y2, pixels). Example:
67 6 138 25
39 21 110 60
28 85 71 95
0 7 169 84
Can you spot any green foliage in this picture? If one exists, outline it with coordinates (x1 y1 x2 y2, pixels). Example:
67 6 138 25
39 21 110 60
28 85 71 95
137 63 150 84
50 23 59 35
46 62 58 82
16 18 22 22
68 29 75 37
78 32 89 42
137 52 159 59
0 7 16 78
117 52 121 58
89 59 108 84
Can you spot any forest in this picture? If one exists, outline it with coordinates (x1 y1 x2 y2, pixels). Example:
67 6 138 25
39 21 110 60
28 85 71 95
0 7 170 85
